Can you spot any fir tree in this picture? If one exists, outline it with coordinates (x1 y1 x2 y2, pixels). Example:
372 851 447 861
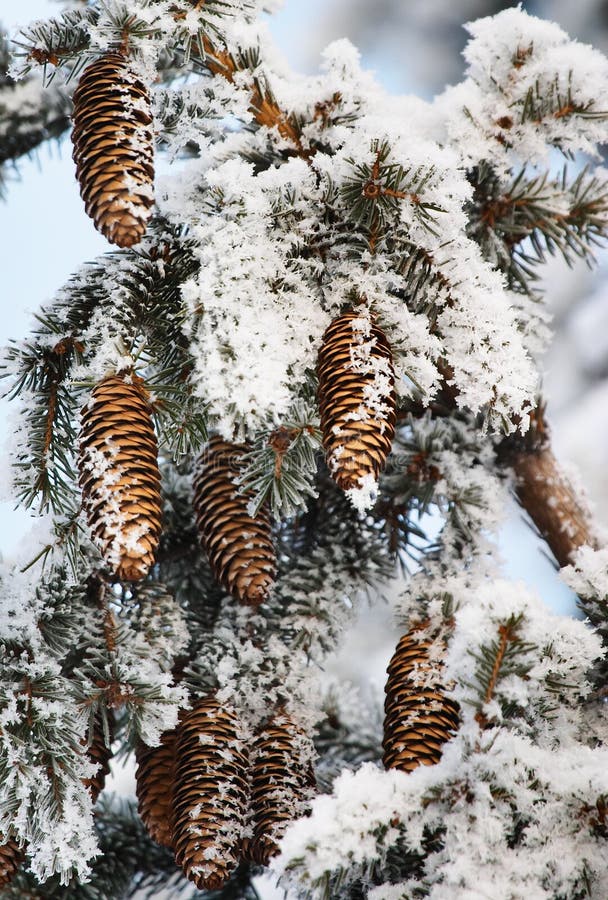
1 4 608 899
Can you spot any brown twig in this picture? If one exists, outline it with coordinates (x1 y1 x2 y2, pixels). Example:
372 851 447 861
27 40 90 67
118 19 137 57
475 620 520 730
267 424 316 479
101 602 118 655
268 426 298 479
313 91 342 127
41 336 84 460
198 35 310 158
362 149 422 205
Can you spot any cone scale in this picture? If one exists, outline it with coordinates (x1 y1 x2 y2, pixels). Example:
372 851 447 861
71 52 155 248
0 838 24 889
82 713 113 803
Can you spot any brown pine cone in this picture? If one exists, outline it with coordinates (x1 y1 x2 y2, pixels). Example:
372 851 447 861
135 729 177 849
241 713 314 866
71 52 154 248
383 626 459 773
192 437 276 606
82 712 113 803
317 309 396 493
0 837 24 888
172 698 248 891
78 373 162 582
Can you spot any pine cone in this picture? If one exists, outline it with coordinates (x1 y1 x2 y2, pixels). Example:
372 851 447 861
78 373 162 582
500 406 598 568
71 52 154 248
136 729 177 849
192 437 276 605
383 627 459 773
317 309 396 493
82 713 113 803
172 698 248 891
0 837 24 888
242 714 314 866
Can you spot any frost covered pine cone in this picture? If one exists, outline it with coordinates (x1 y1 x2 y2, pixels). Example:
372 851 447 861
0 837 24 888
192 436 276 605
241 714 315 866
172 698 248 891
501 405 598 568
135 729 177 849
77 373 162 582
383 626 460 773
81 713 113 803
317 308 396 495
71 52 154 248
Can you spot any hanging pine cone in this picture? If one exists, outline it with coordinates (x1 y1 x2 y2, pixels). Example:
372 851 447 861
383 626 460 773
499 405 598 568
317 308 396 493
82 712 114 803
78 373 162 582
192 437 276 606
172 698 248 891
0 837 24 888
241 713 314 866
71 52 154 248
135 729 177 849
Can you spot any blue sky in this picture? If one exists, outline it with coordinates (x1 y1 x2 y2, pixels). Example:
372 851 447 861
0 0 579 615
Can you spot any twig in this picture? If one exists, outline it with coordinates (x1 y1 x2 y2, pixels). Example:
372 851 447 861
475 620 521 731
199 35 310 158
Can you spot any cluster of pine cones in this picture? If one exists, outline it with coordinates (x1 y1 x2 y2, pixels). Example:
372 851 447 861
77 305 397 601
135 699 313 890
72 53 398 590
62 48 459 895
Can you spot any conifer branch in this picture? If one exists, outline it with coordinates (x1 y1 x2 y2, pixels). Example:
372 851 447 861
5 330 84 514
376 414 492 566
0 34 71 184
13 9 96 81
260 472 395 661
518 71 606 128
3 228 200 514
468 164 608 294
341 140 444 253
475 621 518 728
41 338 83 462
468 613 534 729
4 5 608 896
197 35 309 157
237 403 322 518
0 796 195 899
